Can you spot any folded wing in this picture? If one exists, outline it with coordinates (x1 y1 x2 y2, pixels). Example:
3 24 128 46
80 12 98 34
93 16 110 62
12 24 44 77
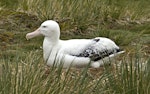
70 37 123 61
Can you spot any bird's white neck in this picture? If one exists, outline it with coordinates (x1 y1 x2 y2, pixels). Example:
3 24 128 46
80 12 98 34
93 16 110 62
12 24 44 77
44 36 59 45
43 37 60 64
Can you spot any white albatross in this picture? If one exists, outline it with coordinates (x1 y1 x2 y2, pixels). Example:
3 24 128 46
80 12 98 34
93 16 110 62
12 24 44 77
26 20 124 68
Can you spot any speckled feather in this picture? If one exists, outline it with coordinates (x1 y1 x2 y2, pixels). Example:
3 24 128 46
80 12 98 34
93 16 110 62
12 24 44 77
72 38 122 61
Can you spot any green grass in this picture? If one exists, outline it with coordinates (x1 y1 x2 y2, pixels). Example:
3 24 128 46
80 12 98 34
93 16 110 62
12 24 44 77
0 0 150 94
0 50 149 94
1 0 150 28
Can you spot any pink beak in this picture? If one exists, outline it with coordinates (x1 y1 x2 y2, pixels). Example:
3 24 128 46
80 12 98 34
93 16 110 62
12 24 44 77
26 28 41 40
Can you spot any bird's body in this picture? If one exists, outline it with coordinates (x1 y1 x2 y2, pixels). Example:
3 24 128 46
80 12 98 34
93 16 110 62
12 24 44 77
26 20 124 68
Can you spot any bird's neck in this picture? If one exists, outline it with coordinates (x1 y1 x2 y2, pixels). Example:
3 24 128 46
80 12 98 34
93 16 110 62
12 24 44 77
44 36 59 44
43 37 60 62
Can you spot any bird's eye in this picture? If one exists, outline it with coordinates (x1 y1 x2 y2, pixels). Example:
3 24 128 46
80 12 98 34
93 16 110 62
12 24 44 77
42 26 47 28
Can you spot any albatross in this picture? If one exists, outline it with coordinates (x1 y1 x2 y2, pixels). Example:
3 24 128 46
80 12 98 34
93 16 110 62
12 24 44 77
26 20 124 68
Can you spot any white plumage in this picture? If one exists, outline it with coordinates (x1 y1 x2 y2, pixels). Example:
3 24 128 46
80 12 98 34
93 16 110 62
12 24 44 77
26 20 124 68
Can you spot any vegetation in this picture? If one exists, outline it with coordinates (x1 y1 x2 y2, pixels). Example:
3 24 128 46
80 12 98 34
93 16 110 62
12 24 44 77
0 0 149 94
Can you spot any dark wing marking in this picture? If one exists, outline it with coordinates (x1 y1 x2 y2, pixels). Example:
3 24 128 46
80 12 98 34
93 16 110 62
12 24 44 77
93 38 100 42
77 46 121 61
71 38 123 61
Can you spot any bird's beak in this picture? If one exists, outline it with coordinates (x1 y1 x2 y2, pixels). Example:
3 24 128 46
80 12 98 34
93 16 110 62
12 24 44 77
26 28 41 40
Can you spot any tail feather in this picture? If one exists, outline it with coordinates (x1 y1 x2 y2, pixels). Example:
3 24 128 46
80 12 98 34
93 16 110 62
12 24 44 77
109 50 125 58
94 50 125 67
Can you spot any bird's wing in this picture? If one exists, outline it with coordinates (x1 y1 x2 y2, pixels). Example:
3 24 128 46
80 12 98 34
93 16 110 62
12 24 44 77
68 37 124 61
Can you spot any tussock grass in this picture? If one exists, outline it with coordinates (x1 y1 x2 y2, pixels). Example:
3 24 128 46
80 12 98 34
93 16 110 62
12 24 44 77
1 0 150 28
0 51 149 94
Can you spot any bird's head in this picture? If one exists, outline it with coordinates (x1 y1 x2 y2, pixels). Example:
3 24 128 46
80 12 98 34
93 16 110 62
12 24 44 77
26 20 60 41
